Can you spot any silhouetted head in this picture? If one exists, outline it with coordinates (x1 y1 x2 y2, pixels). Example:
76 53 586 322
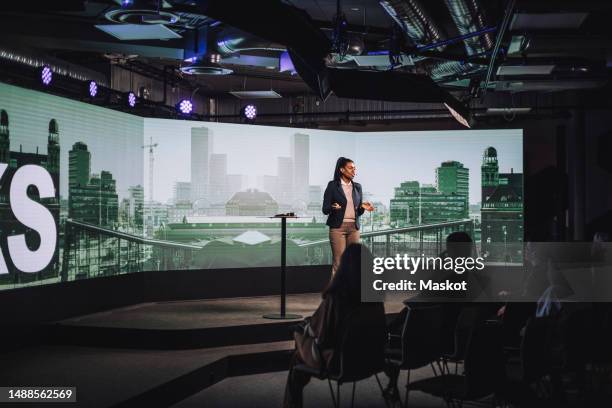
323 243 371 304
446 231 474 259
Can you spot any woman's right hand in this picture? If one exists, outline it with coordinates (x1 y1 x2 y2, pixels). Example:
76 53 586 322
331 203 342 210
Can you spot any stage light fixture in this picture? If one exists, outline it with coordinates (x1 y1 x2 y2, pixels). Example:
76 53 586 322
177 99 194 115
41 65 52 86
88 81 98 98
121 0 134 7
443 97 472 128
127 91 136 108
242 104 257 121
138 86 150 100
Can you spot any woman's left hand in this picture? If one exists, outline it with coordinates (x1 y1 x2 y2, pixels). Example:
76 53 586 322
361 201 375 212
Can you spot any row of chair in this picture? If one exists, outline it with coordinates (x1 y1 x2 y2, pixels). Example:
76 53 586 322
295 304 505 408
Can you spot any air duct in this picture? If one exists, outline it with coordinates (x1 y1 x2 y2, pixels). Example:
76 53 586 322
380 0 492 80
379 0 446 49
444 0 493 56
428 56 484 79
380 0 456 73
432 0 492 79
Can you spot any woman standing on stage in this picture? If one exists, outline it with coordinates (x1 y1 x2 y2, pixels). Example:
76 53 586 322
322 157 375 275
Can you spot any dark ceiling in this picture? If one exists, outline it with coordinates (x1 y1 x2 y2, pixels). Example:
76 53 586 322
1 0 612 106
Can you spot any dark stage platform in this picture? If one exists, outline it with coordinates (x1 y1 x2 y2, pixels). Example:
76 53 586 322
0 341 295 408
43 293 405 349
0 294 405 408
44 294 310 349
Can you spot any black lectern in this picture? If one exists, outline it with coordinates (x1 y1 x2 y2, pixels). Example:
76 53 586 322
262 214 303 320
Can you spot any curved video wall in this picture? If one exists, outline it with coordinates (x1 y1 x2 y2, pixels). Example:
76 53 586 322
0 82 523 291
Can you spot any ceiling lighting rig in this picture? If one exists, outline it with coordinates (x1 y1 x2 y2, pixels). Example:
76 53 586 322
40 65 53 86
182 0 474 127
105 0 180 25
241 104 257 121
330 0 350 60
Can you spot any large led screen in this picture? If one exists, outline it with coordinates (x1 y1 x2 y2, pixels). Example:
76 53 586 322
0 83 523 291
0 82 144 290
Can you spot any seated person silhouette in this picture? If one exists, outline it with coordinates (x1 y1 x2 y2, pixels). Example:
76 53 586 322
283 243 384 408
383 231 481 400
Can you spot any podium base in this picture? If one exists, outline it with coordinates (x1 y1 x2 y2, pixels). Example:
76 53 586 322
262 313 303 320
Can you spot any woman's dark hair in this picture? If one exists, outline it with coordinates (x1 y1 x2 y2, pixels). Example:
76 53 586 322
323 243 371 304
333 157 354 182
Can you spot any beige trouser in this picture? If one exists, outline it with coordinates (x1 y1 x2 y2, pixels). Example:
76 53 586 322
329 222 360 275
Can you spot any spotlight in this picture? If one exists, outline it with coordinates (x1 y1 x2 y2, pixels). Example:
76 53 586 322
177 99 194 115
180 57 233 75
127 91 137 108
242 104 257 121
41 65 52 86
121 0 134 7
138 86 150 100
88 81 98 98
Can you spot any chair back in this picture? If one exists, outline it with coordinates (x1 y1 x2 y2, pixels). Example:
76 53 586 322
463 321 506 399
592 304 612 364
450 305 486 360
332 302 387 383
400 305 446 369
521 316 553 383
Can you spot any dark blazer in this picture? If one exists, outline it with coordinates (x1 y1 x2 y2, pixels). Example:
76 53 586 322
322 179 365 229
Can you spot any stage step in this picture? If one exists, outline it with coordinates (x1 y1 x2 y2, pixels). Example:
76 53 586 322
111 342 294 408
42 319 303 349
0 340 294 408
40 295 402 350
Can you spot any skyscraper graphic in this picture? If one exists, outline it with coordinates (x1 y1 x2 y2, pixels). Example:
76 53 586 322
191 127 213 203
209 153 228 204
47 119 60 175
173 182 191 204
390 180 467 226
227 174 248 199
68 141 119 227
291 133 309 205
129 185 144 228
307 185 323 221
308 185 322 204
481 147 500 203
436 161 469 218
258 175 279 200
277 156 293 206
0 110 8 163
480 147 523 262
69 141 90 189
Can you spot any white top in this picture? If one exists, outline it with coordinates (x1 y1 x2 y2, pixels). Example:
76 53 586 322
341 179 355 223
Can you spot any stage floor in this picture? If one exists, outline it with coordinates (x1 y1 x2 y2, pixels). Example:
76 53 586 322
2 294 409 407
0 341 295 408
56 293 407 330
43 293 407 350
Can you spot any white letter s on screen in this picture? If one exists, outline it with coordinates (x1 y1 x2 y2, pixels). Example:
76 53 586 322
7 165 57 273
0 163 8 274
